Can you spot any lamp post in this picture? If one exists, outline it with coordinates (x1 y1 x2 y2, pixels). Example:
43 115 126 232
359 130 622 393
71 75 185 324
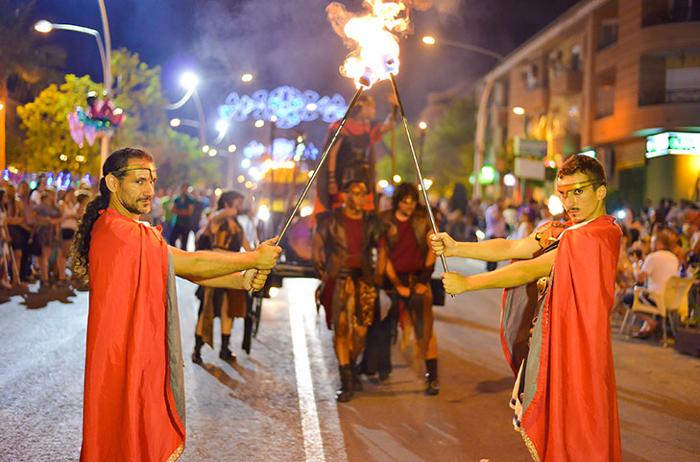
167 71 207 145
421 35 503 199
418 121 428 169
35 0 113 167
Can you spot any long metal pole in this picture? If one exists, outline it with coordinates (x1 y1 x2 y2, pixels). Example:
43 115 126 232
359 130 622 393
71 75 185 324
97 0 112 168
273 86 364 246
388 74 449 273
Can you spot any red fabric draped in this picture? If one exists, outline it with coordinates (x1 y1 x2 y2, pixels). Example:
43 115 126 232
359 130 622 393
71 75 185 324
81 208 184 462
521 215 622 461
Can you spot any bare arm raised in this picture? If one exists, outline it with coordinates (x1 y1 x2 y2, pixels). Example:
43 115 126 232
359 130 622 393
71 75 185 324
194 268 271 291
430 231 541 262
431 221 566 262
170 237 281 281
442 249 557 295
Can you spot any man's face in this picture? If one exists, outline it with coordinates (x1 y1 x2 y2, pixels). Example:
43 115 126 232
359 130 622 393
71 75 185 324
359 100 376 121
181 184 189 195
345 182 367 212
556 172 606 223
397 194 417 219
18 183 29 196
226 198 242 213
111 160 157 217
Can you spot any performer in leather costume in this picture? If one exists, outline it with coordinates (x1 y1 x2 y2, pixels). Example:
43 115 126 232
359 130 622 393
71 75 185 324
314 94 395 213
192 190 252 364
313 180 384 402
362 183 439 394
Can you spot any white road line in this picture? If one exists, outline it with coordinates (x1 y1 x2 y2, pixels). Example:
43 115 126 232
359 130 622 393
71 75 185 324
289 286 326 462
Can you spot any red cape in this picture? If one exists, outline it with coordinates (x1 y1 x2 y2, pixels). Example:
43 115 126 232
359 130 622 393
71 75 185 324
517 215 622 461
81 208 185 461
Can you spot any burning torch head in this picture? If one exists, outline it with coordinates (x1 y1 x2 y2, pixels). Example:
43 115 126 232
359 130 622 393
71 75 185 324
328 1 409 89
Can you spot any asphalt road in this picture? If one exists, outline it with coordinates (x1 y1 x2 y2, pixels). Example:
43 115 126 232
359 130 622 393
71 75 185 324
1 257 699 461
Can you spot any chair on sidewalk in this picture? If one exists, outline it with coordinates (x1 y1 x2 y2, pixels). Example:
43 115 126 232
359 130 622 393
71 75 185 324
621 276 694 345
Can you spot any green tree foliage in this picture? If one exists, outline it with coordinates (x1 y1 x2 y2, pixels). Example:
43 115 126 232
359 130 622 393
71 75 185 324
16 49 218 187
377 97 476 196
16 75 100 173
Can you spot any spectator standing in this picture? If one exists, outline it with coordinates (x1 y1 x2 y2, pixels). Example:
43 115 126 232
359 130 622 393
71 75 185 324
169 183 195 250
484 198 507 271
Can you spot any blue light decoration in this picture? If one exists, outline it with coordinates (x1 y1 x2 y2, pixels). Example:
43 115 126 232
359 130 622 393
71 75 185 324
218 86 347 129
242 138 320 162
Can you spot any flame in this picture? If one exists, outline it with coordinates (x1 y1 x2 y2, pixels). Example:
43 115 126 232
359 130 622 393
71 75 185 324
327 1 412 88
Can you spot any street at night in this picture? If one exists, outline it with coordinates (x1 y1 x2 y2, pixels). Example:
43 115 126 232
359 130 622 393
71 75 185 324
2 0 700 460
2 258 699 461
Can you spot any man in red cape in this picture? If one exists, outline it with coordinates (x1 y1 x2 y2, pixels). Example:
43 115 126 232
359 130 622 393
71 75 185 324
432 154 622 461
72 148 281 461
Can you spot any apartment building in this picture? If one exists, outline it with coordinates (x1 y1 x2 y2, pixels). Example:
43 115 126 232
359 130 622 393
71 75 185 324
479 0 700 208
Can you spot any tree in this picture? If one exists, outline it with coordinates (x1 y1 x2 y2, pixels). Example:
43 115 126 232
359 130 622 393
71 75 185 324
16 48 218 188
16 75 101 173
377 96 476 196
0 0 65 169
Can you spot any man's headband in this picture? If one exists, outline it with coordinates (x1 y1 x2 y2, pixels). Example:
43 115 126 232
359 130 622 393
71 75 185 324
556 177 603 193
109 167 157 182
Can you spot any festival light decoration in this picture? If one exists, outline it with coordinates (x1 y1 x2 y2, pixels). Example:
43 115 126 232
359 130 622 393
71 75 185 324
218 86 348 129
68 91 125 147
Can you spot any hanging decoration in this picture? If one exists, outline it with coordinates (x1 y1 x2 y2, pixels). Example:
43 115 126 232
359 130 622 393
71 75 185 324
68 91 125 147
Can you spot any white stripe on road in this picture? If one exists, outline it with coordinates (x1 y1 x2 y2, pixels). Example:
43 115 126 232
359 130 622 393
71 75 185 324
289 289 326 462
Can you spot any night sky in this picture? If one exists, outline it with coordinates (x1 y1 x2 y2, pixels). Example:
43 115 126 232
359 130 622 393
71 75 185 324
25 0 581 141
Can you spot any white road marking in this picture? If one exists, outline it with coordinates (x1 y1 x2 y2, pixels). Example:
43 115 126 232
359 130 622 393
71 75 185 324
289 282 326 462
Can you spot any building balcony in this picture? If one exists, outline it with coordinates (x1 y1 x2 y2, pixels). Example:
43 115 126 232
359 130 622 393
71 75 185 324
642 4 700 27
639 88 700 106
550 70 583 96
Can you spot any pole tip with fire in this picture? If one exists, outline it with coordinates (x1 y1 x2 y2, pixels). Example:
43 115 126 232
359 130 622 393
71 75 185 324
327 0 449 273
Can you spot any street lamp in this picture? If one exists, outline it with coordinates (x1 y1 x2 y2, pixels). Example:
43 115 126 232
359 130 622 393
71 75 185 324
34 20 109 85
167 71 207 145
421 34 504 199
421 35 504 61
241 73 254 83
34 0 113 167
170 118 200 128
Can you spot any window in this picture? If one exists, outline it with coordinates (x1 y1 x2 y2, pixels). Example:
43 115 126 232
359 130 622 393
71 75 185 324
595 69 616 118
598 19 619 50
639 50 700 105
642 0 700 26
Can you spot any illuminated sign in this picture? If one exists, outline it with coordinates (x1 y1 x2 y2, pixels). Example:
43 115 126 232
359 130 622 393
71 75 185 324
645 131 700 158
513 137 547 158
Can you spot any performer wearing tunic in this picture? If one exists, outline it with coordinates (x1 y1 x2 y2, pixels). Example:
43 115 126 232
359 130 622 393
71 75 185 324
72 148 280 462
314 94 395 213
313 180 383 402
192 190 252 363
363 183 438 394
431 155 622 462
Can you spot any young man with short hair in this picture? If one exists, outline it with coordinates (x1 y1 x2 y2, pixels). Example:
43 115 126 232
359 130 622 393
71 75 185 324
432 154 622 461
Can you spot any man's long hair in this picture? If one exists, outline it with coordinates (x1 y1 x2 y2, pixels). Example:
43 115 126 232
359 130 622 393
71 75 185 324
71 148 153 285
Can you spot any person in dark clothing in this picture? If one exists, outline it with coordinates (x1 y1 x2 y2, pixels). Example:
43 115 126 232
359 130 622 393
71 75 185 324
313 180 384 402
314 94 395 214
169 183 195 250
365 183 439 394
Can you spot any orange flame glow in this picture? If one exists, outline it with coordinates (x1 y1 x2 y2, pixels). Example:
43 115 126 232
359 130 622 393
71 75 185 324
327 1 412 88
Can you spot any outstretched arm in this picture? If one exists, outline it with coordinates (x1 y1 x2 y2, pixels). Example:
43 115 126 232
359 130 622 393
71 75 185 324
442 249 557 295
431 231 541 262
170 238 281 281
194 269 271 291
